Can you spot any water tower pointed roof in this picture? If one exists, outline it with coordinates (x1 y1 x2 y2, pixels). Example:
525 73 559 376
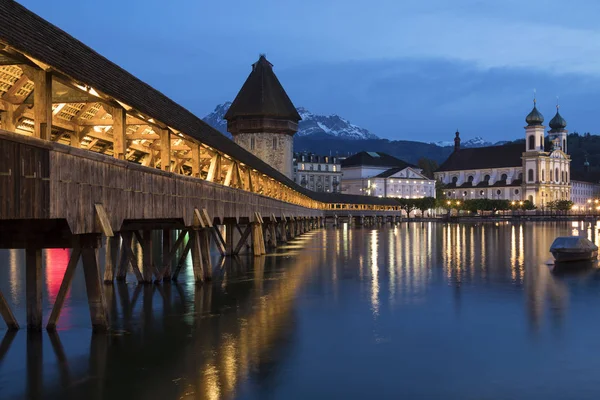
224 55 301 121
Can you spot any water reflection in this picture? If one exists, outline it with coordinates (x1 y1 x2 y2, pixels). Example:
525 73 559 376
2 223 600 399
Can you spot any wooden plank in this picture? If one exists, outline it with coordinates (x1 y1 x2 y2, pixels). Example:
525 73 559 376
81 247 109 332
47 247 81 330
141 230 154 283
161 229 172 280
26 248 42 330
33 69 52 140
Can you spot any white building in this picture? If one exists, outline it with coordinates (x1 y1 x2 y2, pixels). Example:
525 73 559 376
293 152 342 192
434 102 571 207
340 151 436 198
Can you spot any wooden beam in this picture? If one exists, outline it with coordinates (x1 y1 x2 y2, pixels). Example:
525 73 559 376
159 128 170 171
2 75 29 103
206 154 221 182
0 290 19 330
191 142 200 177
224 162 234 186
32 69 52 140
111 106 126 159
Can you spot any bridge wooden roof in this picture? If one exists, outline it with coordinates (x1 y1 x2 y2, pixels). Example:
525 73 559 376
0 1 400 207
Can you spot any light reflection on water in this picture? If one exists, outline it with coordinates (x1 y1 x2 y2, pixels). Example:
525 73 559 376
1 222 600 399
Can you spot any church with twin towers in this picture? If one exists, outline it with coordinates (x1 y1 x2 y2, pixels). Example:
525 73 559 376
434 100 571 208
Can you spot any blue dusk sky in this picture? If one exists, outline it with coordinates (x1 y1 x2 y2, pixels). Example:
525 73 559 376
18 0 600 142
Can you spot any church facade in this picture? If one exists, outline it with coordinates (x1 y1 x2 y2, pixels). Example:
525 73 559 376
434 102 571 208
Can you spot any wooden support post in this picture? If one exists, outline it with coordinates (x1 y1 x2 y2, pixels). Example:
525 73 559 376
206 154 221 183
81 238 109 332
159 129 171 171
225 222 235 256
103 235 119 283
112 106 127 160
141 230 154 283
189 230 204 283
115 238 129 281
120 232 144 283
199 229 212 281
172 240 192 280
0 103 17 132
251 212 265 256
32 69 52 140
162 229 172 280
191 143 200 177
26 248 42 331
0 290 18 330
233 224 252 255
47 248 81 330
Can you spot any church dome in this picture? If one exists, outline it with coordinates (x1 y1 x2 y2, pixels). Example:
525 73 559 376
549 107 567 130
526 102 544 126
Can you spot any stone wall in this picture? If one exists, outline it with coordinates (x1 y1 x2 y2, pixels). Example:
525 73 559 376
234 132 293 179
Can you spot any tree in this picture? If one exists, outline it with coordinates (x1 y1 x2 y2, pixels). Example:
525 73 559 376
416 197 436 215
417 158 439 179
555 200 574 212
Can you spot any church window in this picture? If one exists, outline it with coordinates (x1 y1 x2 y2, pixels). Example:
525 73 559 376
497 189 502 198
528 136 535 150
518 173 523 180
484 175 490 182
273 137 278 150
542 170 545 181
318 164 322 171
555 168 559 182
501 174 507 181
563 139 566 150
250 137 255 150
515 189 519 195
452 176 458 184
463 191 468 196
528 169 534 182
468 175 474 182
480 190 485 196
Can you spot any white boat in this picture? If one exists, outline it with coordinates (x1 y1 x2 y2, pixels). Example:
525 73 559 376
550 236 598 262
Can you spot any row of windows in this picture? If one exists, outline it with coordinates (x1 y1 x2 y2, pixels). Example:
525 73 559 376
296 163 338 172
527 168 568 183
451 173 520 184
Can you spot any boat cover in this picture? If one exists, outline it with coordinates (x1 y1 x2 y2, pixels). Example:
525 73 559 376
550 236 599 253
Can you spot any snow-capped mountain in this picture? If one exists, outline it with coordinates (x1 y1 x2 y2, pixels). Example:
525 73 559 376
202 102 379 140
202 102 230 135
432 136 506 148
296 107 378 140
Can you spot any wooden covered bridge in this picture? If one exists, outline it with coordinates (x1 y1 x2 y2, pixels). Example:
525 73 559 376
0 1 405 332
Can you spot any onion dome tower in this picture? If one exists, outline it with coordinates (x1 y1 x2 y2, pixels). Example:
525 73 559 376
224 55 301 179
525 99 545 152
548 104 568 153
454 130 460 152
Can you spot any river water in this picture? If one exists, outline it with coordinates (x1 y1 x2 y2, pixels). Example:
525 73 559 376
1 222 600 399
